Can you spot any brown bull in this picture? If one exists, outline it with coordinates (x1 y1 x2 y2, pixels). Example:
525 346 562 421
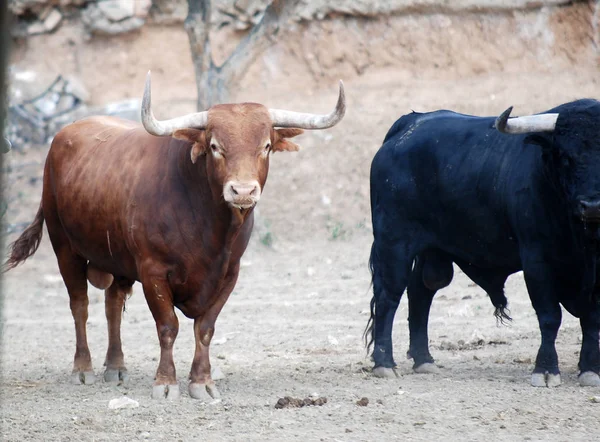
4 72 346 400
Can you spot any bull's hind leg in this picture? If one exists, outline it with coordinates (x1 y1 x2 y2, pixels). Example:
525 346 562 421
103 279 133 384
54 248 96 385
407 251 454 374
369 241 414 378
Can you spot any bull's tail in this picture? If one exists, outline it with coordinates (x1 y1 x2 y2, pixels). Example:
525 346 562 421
363 243 379 354
3 204 45 272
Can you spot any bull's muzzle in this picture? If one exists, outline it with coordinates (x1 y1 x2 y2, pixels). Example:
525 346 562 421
579 199 600 222
224 180 261 209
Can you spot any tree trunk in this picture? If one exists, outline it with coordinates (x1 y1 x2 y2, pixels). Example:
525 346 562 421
185 0 301 111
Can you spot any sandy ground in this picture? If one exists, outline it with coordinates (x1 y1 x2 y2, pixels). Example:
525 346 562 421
3 4 600 441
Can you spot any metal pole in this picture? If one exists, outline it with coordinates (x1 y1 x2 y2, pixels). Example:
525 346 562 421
0 0 12 368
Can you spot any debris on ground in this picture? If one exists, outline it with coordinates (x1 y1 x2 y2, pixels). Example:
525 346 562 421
108 396 140 410
356 397 369 406
275 396 328 409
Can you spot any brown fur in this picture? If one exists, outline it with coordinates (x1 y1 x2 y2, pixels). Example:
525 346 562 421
3 106 303 396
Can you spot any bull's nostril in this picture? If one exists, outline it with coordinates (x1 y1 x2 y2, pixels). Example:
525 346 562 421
250 186 258 196
231 187 239 195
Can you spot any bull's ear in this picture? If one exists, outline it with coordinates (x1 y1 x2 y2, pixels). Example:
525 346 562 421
272 128 304 153
173 129 207 164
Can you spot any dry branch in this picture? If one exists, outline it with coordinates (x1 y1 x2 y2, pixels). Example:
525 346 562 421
186 0 301 111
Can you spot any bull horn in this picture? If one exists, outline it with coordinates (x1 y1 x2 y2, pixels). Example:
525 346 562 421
141 71 208 136
495 106 558 134
268 80 346 129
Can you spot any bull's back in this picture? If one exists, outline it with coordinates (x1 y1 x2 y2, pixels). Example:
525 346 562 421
371 111 525 266
43 117 165 278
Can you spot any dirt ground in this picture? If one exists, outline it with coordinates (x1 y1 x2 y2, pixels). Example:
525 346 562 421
2 3 600 441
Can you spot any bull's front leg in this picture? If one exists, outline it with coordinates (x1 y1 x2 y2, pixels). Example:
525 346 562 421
141 277 180 400
578 300 600 386
189 271 238 401
522 257 563 387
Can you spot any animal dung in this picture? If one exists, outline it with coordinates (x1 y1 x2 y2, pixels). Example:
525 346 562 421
274 396 328 409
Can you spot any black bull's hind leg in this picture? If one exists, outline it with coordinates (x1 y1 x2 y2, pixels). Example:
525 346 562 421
406 251 454 373
367 241 415 378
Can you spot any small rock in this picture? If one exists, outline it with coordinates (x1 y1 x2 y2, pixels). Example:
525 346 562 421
212 337 227 345
307 267 315 276
43 9 63 32
327 335 339 346
99 0 135 22
356 397 369 406
461 295 472 300
27 22 46 36
108 396 139 410
590 396 600 403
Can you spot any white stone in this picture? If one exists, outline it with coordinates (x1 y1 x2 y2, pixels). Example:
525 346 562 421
98 0 135 22
108 396 139 410
43 8 62 32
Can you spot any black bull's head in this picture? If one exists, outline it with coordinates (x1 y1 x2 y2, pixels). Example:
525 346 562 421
496 99 600 301
496 99 600 228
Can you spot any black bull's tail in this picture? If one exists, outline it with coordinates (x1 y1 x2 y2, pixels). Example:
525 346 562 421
3 204 44 272
363 243 378 354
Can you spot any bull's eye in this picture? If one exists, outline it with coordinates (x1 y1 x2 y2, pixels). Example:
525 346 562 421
265 142 271 151
210 143 218 151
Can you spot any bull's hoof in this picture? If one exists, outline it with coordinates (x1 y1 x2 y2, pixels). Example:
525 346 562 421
531 372 561 387
189 382 221 402
104 368 129 385
413 363 440 374
152 384 180 400
579 371 600 387
372 366 399 378
71 370 96 385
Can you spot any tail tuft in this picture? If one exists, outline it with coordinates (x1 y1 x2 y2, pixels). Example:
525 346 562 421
494 305 512 326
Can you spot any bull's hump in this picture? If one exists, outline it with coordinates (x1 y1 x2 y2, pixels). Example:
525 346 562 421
83 116 140 130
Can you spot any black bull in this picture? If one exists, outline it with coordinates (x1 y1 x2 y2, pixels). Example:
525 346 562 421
366 98 600 387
